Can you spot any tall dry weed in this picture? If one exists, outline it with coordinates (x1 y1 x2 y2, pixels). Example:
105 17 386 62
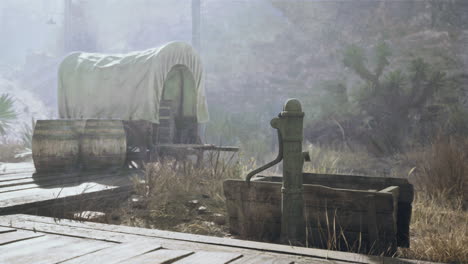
125 151 249 235
399 194 468 263
412 136 467 205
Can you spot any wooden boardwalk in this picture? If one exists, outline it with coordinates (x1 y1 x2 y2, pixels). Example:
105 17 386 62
0 214 437 264
0 162 138 216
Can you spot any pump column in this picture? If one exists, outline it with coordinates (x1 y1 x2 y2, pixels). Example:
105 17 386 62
271 98 305 245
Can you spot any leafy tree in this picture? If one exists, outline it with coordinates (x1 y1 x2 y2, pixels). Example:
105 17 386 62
0 94 16 136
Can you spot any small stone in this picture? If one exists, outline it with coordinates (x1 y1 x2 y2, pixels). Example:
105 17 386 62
197 206 207 214
213 213 226 225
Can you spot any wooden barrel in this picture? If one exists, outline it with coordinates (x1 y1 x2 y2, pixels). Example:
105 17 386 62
32 120 85 173
81 119 127 170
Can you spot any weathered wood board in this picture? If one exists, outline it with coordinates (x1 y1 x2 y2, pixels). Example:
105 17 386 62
0 162 139 216
0 214 437 264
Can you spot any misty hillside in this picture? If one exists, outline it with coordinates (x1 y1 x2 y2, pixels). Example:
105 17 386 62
1 1 467 144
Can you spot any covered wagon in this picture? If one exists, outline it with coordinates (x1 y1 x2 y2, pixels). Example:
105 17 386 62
32 42 229 173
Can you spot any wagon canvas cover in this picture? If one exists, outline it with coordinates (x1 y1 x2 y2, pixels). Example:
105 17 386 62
58 42 209 123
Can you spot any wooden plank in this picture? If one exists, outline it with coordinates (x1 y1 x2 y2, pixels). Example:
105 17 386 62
0 234 110 264
0 183 117 208
224 180 395 213
0 168 138 186
381 186 400 249
173 251 242 264
0 172 34 182
396 203 412 247
0 214 436 264
0 230 43 245
0 162 35 175
226 198 395 226
0 226 15 234
0 171 96 189
118 249 194 264
61 239 162 264
258 173 414 203
258 174 408 195
0 218 142 243
0 188 132 218
366 194 378 247
0 215 348 264
0 171 130 194
0 176 132 209
379 186 400 194
0 171 76 186
229 255 294 264
157 144 239 152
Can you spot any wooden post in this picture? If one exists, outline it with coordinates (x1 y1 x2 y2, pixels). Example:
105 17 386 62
271 99 305 245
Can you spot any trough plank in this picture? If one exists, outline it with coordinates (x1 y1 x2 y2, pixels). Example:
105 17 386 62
226 199 395 226
0 230 43 245
367 194 378 247
380 186 400 247
118 249 194 264
224 180 395 213
61 239 161 264
257 173 413 203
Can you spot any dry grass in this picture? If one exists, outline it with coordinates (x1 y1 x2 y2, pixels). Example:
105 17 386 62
305 212 396 256
398 194 468 263
110 151 250 236
303 144 391 176
398 136 468 263
411 136 467 205
303 144 342 174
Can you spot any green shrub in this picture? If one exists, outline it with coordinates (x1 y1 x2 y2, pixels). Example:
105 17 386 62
0 94 16 135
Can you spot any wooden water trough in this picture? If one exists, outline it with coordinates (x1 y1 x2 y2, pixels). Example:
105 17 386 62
223 99 413 255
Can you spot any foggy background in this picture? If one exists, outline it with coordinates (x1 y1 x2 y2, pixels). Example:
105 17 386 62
1 0 468 162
